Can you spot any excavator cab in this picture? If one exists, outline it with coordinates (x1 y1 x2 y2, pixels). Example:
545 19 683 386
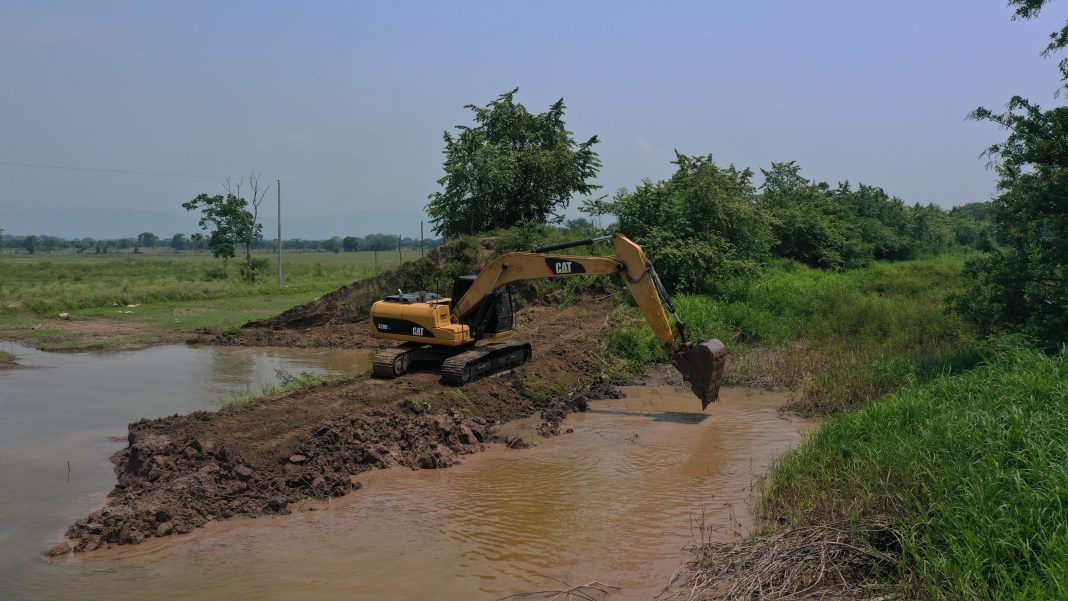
451 275 514 335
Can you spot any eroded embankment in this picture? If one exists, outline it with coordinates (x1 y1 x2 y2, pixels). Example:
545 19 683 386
56 299 620 555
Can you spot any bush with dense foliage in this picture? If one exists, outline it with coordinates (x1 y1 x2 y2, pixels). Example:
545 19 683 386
586 154 965 292
952 0 1068 349
425 89 601 239
584 152 772 292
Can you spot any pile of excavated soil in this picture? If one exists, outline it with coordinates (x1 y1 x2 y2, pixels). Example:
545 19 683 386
63 411 493 553
56 298 622 555
232 239 503 335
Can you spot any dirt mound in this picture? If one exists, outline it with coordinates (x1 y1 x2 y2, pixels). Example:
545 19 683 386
55 298 622 555
211 237 614 347
247 241 492 331
538 382 624 436
63 411 493 553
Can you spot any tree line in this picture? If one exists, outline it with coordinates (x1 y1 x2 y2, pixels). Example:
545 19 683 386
584 153 994 292
424 90 996 292
423 80 1059 347
0 232 443 255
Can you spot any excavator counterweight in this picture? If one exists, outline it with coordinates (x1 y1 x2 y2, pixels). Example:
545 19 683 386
369 234 726 409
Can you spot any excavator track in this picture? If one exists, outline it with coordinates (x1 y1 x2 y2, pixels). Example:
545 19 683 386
371 342 423 378
440 342 533 385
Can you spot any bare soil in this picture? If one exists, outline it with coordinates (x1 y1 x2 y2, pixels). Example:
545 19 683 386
1 317 171 351
55 298 622 556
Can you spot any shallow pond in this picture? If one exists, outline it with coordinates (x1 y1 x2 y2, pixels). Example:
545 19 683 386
1 342 808 600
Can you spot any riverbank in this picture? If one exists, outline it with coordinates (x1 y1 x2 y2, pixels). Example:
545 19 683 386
605 255 979 416
15 375 806 601
668 345 1068 600
53 298 630 554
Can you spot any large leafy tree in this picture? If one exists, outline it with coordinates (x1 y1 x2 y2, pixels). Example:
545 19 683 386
183 193 258 262
585 152 772 291
426 89 601 238
182 174 268 271
954 1 1068 347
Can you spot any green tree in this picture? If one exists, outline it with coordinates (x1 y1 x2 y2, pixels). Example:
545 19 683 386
906 203 953 257
342 236 359 252
41 236 57 255
322 237 342 253
182 174 268 271
426 89 601 238
1009 1 1068 80
954 1 1068 348
363 233 397 251
23 235 37 255
171 233 188 250
758 161 863 269
948 202 995 248
585 152 772 291
138 232 158 248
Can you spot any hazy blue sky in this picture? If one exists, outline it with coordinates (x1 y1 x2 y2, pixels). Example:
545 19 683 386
2 1 1066 239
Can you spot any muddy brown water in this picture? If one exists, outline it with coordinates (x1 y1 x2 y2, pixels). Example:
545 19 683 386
1 342 809 601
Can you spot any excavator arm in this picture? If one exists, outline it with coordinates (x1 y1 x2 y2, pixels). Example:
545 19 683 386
453 234 726 408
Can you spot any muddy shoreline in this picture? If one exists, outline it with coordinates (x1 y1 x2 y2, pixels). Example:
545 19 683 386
52 299 627 556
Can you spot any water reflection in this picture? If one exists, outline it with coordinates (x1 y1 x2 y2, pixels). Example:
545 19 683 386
0 342 370 600
8 382 809 601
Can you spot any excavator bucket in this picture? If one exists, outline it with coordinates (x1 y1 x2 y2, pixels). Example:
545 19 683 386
671 339 727 410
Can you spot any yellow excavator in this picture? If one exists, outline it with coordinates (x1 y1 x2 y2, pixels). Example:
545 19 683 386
369 234 726 409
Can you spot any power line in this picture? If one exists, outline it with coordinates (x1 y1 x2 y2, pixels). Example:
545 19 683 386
0 160 222 180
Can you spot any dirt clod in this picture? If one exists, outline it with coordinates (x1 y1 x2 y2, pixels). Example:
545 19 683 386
538 382 624 436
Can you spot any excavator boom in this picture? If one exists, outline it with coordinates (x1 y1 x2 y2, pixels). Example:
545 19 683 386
532 235 725 408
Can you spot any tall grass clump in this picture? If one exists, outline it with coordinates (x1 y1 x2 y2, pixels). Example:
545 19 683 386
601 256 978 413
223 369 328 408
763 346 1068 599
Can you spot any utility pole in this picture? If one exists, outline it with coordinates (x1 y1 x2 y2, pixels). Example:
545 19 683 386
374 249 378 274
276 179 282 288
420 221 424 257
397 234 402 265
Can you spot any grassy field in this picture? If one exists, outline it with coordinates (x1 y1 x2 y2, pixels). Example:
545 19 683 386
763 346 1068 598
602 255 980 414
0 250 422 349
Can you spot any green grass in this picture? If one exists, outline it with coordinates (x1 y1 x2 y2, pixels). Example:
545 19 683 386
0 351 15 365
602 256 979 413
0 250 422 314
223 369 329 408
763 346 1068 599
76 293 324 332
0 250 424 349
403 398 435 414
